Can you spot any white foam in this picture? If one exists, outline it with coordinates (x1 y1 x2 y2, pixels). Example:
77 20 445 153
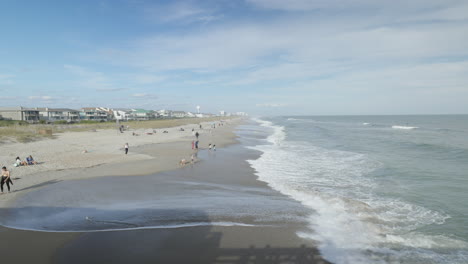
2 221 258 233
248 118 461 264
392 125 418 130
363 122 370 125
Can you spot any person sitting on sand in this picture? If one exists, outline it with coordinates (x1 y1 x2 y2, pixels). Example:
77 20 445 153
14 157 27 167
26 155 38 165
1 166 13 193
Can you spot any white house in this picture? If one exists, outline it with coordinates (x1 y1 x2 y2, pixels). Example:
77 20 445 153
158 109 172 118
112 108 134 121
172 111 187 118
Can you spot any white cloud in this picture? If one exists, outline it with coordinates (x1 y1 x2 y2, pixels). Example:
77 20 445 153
90 0 468 114
144 1 220 24
64 64 112 90
28 95 56 102
96 87 126 92
133 74 165 84
132 93 158 99
0 74 14 85
256 103 287 108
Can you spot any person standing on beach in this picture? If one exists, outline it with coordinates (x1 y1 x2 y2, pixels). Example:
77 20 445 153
195 132 199 139
191 140 195 150
195 140 199 149
1 166 13 193
124 143 129 155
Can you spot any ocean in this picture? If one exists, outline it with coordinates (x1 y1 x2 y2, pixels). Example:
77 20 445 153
247 115 468 264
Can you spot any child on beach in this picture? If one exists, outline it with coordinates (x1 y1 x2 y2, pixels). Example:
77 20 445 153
124 143 129 155
208 143 212 150
1 166 13 193
195 140 199 149
192 140 195 150
213 145 216 151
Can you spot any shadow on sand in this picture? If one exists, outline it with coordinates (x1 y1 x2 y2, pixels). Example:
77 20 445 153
0 206 330 264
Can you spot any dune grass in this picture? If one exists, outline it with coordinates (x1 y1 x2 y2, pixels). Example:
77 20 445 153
0 117 235 143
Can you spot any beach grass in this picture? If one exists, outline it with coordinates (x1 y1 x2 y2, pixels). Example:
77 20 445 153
0 126 55 143
0 117 234 143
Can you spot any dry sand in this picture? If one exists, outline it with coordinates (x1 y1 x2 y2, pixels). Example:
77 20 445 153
0 118 241 207
0 117 331 264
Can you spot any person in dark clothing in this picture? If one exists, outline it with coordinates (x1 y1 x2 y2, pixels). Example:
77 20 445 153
1 166 13 193
195 132 199 139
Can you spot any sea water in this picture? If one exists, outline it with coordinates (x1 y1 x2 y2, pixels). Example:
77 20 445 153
247 115 468 264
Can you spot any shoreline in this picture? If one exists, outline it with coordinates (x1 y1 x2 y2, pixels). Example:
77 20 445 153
0 118 242 208
0 118 330 264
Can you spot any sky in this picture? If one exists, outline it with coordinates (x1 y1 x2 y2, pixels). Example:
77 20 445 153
1 0 467 115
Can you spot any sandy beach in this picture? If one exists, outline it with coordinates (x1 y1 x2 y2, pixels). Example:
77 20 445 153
0 118 239 207
0 118 329 264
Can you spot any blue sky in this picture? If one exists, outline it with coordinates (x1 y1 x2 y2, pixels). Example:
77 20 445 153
1 0 467 115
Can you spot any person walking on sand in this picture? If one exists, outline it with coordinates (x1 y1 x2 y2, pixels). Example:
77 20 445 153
124 143 129 155
195 132 199 139
209 143 212 150
1 166 13 193
195 140 199 149
192 140 195 150
213 144 216 151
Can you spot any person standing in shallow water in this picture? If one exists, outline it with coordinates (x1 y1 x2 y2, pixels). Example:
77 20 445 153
1 166 13 193
124 143 129 155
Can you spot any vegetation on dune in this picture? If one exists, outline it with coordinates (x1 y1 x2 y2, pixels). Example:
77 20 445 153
0 117 235 143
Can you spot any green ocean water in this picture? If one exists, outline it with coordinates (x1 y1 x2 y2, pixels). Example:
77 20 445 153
249 115 468 263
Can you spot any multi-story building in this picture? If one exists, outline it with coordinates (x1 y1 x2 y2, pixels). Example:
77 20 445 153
112 108 134 121
36 107 80 122
157 109 172 118
80 107 111 121
0 107 40 122
172 111 187 118
131 109 155 121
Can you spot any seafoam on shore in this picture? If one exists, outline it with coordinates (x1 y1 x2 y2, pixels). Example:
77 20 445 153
247 116 468 264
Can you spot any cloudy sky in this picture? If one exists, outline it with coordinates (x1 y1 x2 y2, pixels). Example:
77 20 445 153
1 0 467 115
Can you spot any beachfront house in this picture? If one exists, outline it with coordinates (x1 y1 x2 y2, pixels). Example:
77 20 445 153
157 109 172 118
0 107 40 122
112 108 134 121
80 107 111 121
131 109 155 121
172 111 187 118
36 107 80 122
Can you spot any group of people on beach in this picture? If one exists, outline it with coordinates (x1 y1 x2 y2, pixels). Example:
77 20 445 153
1 155 39 194
14 155 38 167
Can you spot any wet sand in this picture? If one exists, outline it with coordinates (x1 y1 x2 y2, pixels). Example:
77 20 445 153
0 121 330 264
